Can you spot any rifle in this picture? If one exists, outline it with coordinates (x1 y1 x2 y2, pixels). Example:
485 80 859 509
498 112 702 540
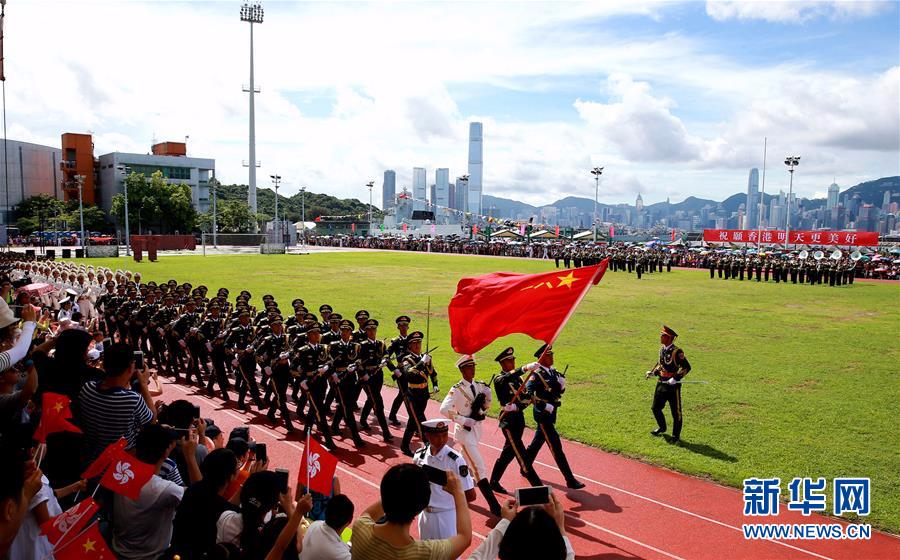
462 374 495 431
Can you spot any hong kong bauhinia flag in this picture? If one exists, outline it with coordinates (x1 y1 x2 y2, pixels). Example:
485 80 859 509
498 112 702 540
449 261 608 354
81 438 128 480
41 497 99 546
99 446 155 501
298 435 338 495
34 393 82 443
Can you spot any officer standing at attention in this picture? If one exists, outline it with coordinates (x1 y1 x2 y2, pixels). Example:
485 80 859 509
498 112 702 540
489 347 543 492
524 344 585 489
412 418 476 541
646 325 692 443
439 355 503 516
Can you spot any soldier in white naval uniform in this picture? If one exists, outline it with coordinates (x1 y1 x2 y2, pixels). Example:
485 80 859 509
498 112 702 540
439 355 503 517
412 418 476 542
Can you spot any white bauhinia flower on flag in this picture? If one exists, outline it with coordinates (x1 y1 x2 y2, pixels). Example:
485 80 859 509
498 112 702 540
113 461 135 485
308 453 321 479
298 437 338 495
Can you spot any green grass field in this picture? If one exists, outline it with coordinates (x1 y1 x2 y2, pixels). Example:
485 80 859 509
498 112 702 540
74 251 900 532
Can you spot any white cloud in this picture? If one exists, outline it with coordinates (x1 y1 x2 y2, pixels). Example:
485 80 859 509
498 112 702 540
706 1 891 23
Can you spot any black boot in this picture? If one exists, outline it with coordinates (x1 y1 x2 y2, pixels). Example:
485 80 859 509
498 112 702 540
477 479 502 517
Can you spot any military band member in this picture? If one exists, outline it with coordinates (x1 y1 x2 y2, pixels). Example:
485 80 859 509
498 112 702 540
524 344 585 489
412 418 476 541
489 347 543 492
399 331 434 457
357 319 393 442
387 315 412 426
293 323 336 449
328 319 366 448
439 355 502 516
646 325 692 443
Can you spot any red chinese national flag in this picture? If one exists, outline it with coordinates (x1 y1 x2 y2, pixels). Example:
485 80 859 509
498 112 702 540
41 497 99 546
81 438 127 480
298 436 338 495
448 261 608 355
34 393 81 443
54 523 113 560
99 446 155 501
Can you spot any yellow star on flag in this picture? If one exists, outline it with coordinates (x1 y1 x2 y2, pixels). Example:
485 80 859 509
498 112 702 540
83 538 96 552
556 272 579 289
53 402 64 413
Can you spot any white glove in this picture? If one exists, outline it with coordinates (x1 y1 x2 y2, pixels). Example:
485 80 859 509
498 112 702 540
433 383 440 393
348 364 357 372
503 403 518 412
392 369 402 379
264 366 272 376
544 403 555 414
558 377 566 390
318 364 329 374
300 380 309 391
524 362 539 372
331 373 340 383
421 354 432 365
206 342 214 352
667 377 677 385
461 417 476 428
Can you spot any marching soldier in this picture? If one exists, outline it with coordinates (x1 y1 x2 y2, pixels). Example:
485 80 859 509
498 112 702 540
646 326 692 443
439 355 502 516
352 310 369 342
226 311 264 412
399 331 434 457
266 351 297 432
524 344 585 489
152 294 181 377
174 300 207 386
201 304 230 400
357 319 393 442
256 318 288 405
412 418 476 541
293 322 336 449
387 315 412 426
328 319 367 448
489 347 543 492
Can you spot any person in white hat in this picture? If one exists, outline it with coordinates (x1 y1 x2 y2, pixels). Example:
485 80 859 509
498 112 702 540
412 418 475 543
439 354 502 517
0 300 37 372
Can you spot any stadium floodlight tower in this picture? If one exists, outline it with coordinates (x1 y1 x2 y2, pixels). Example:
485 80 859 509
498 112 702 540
783 155 800 248
366 180 374 228
241 2 264 228
270 174 281 241
591 166 604 242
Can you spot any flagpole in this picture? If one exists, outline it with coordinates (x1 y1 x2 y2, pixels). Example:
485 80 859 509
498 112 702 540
305 428 311 491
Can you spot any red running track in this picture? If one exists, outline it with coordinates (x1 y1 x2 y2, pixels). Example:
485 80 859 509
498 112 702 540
160 378 900 559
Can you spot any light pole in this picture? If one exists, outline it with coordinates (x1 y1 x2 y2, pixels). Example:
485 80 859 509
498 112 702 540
459 174 469 237
591 166 604 242
366 180 374 233
270 173 281 242
300 186 306 247
784 155 800 248
74 174 86 253
116 165 132 255
209 176 219 247
241 2 264 227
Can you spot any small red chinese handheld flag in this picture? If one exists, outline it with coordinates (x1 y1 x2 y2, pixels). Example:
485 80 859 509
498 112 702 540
34 393 82 443
99 446 155 501
671 228 676 241
298 436 338 495
449 261 608 355
54 522 113 560
555 225 560 237
41 497 99 546
81 438 127 480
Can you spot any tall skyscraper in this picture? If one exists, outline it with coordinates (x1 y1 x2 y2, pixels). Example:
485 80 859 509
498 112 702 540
382 170 396 210
455 176 468 214
827 181 840 210
467 122 483 217
434 168 450 208
413 167 427 211
746 168 759 229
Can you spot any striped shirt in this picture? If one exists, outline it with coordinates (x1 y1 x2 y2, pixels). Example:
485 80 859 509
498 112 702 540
350 514 452 560
78 380 153 465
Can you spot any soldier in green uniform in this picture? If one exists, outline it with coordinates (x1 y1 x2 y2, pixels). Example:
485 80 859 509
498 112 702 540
293 322 336 448
399 331 435 457
647 326 692 443
328 319 367 448
489 347 543 493
387 315 412 426
357 319 393 442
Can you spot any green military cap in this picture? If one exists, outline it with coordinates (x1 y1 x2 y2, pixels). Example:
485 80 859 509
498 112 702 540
395 315 411 325
355 309 370 320
494 347 515 362
329 313 343 323
365 319 379 329
319 304 333 313
339 319 354 330
306 322 322 333
661 325 678 338
408 331 424 342
534 343 553 358
291 298 304 307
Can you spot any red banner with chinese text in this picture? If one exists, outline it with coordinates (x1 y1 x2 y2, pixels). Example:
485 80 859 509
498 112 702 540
703 229 879 246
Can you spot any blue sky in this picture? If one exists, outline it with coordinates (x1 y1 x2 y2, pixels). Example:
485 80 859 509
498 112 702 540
6 0 899 206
